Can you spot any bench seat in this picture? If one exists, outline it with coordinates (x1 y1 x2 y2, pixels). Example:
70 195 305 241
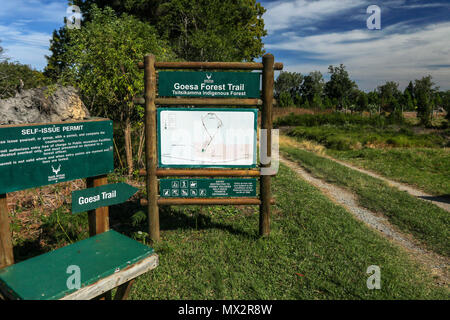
0 230 157 300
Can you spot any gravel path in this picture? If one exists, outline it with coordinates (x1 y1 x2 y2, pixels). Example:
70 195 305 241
280 154 449 286
324 156 450 212
279 133 449 212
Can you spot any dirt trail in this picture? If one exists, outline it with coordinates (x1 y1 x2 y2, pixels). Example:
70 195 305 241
280 135 450 212
324 155 450 212
280 154 449 287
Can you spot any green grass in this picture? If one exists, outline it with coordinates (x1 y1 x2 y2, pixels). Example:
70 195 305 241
12 165 448 299
286 125 447 150
274 112 404 128
124 163 448 299
327 147 450 196
280 145 449 258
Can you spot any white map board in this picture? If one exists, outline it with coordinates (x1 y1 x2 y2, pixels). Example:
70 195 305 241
158 108 257 167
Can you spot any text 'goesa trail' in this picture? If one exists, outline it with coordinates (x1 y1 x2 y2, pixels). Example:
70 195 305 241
71 183 138 214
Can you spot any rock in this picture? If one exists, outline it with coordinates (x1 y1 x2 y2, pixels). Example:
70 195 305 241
0 85 90 125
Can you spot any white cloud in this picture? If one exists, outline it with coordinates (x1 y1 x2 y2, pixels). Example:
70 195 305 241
266 21 450 90
402 2 450 9
264 0 371 33
0 0 67 69
0 22 54 69
0 0 67 23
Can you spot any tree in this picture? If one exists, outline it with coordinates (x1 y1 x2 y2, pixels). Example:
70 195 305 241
278 91 294 108
274 71 303 100
46 1 267 78
294 93 303 107
302 99 310 109
300 71 324 104
403 90 414 111
442 91 450 120
0 42 4 61
367 90 379 105
324 64 357 110
0 61 47 99
310 93 323 111
356 91 369 113
377 81 401 113
323 96 332 110
44 27 70 81
154 0 267 61
405 81 415 100
415 75 437 126
61 6 176 175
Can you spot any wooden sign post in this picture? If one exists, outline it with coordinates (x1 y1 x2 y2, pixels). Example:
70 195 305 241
139 54 283 241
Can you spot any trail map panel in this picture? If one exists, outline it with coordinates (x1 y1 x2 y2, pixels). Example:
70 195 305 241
158 71 261 98
157 108 257 168
0 119 113 194
160 178 257 198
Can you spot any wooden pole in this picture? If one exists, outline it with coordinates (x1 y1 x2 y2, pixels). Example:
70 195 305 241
138 61 283 71
139 168 263 177
86 175 109 236
144 54 160 242
259 53 274 237
155 98 262 106
86 175 111 300
0 194 14 268
141 198 275 206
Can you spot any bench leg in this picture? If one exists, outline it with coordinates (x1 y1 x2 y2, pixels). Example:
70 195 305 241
94 291 112 300
114 280 135 300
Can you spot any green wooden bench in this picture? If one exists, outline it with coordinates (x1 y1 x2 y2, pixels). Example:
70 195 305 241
0 230 158 300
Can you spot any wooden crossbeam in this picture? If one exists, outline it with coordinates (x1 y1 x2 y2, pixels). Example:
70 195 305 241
138 61 283 70
139 168 263 177
140 198 276 206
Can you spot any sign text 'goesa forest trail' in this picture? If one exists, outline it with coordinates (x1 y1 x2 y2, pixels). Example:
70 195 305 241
158 71 261 98
0 119 113 194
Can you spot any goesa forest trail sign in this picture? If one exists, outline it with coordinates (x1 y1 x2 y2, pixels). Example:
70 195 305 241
138 53 283 241
158 71 261 98
0 119 113 194
157 108 257 168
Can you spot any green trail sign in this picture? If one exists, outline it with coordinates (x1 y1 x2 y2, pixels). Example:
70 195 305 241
158 71 261 98
72 183 139 214
0 119 113 194
160 178 256 198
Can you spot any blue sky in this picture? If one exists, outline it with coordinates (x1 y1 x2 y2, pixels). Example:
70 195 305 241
0 0 449 91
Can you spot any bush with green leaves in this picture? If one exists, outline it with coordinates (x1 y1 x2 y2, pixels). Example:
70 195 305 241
61 6 176 175
0 60 48 99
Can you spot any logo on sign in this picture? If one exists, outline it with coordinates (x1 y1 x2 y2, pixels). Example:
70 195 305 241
204 73 214 84
48 164 65 182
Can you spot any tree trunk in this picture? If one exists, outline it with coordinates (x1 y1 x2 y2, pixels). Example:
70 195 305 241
136 124 145 169
123 118 133 176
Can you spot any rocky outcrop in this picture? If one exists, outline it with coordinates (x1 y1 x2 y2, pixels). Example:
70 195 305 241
0 85 90 125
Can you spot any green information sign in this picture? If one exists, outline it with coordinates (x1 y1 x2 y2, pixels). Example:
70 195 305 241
0 119 114 194
158 71 261 98
71 183 138 214
160 178 256 198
